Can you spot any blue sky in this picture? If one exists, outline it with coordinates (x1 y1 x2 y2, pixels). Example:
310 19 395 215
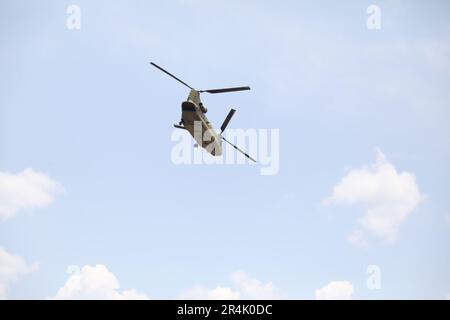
0 0 449 299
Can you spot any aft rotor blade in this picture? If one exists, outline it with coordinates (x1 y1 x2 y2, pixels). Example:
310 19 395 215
221 136 257 163
220 109 236 133
150 62 193 90
201 86 251 94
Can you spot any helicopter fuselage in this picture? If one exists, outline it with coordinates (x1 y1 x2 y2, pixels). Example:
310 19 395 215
150 62 254 161
180 89 222 156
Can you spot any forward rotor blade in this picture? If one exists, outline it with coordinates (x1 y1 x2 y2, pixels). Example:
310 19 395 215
150 62 193 90
201 86 251 94
221 136 257 163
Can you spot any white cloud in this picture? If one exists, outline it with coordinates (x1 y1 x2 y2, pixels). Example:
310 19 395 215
0 247 38 299
52 264 149 300
326 148 425 244
347 229 368 247
0 168 63 221
178 285 240 300
230 271 284 299
315 281 354 300
178 271 284 300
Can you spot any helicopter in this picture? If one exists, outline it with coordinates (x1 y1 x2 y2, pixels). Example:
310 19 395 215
150 62 256 162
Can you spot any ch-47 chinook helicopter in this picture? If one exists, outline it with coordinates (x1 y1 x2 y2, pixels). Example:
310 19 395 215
150 62 256 162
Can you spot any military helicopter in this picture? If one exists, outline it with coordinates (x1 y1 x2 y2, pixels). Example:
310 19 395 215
150 62 256 162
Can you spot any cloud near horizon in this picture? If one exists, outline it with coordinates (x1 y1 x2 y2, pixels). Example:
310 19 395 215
326 148 425 245
0 168 63 221
315 281 354 300
52 264 149 300
179 270 285 300
0 247 38 299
